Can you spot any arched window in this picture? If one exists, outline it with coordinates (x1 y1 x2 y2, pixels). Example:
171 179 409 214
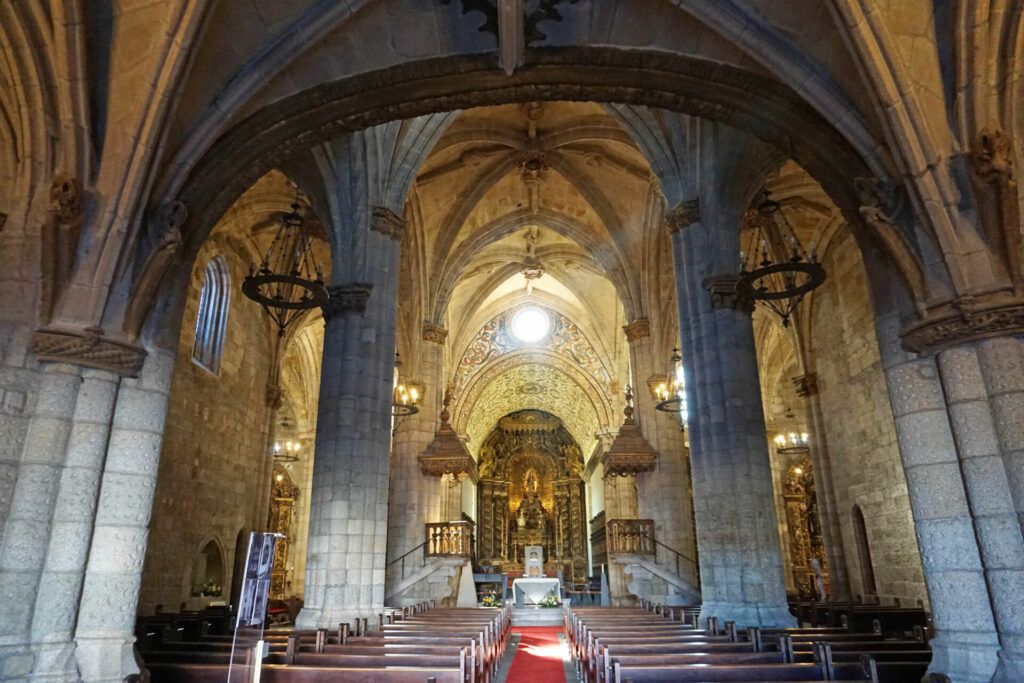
852 505 877 598
192 256 230 373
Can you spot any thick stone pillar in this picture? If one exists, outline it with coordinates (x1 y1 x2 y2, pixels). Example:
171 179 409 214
0 364 82 678
31 369 119 679
626 318 698 589
877 305 1024 682
385 324 445 596
794 373 851 601
297 277 399 628
669 202 795 628
74 350 174 682
603 474 638 605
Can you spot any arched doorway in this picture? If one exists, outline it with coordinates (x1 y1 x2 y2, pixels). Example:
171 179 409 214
476 410 587 582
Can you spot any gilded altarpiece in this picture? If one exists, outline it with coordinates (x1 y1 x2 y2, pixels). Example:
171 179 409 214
476 410 588 581
268 465 299 598
783 457 829 598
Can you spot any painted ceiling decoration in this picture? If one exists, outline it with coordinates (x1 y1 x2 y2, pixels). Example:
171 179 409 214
458 359 605 459
452 303 612 394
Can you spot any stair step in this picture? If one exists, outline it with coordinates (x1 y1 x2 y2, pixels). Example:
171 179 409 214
511 608 564 626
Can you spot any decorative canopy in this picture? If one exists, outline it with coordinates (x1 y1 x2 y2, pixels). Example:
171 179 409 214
419 390 478 482
603 385 658 477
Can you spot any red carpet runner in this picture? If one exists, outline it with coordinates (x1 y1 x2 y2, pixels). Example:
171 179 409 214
506 627 567 683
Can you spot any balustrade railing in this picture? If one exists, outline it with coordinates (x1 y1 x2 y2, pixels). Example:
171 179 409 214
426 521 474 558
607 518 656 556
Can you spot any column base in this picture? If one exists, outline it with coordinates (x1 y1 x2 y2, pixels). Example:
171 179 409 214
26 641 79 682
75 635 138 683
993 648 1024 683
698 601 797 629
927 632 1000 683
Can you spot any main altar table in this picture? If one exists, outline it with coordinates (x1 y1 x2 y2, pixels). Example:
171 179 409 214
512 577 561 607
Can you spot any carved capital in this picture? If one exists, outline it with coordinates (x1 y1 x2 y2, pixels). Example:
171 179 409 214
32 327 146 377
370 206 406 241
622 318 650 342
703 275 754 313
322 283 373 320
422 322 449 345
793 373 818 398
901 295 1024 353
665 199 700 234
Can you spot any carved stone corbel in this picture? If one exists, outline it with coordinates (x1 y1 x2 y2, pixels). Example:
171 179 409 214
665 199 700 235
370 206 406 241
970 129 1021 282
793 373 818 398
122 200 187 340
40 175 85 321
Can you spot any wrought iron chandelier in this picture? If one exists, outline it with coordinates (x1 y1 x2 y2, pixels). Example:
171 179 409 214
653 348 686 415
392 353 421 417
242 201 327 336
774 407 810 454
737 191 826 327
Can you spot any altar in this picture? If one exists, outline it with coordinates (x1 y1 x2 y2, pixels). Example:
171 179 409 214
512 577 561 607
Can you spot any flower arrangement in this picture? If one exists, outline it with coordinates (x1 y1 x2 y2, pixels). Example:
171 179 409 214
538 589 561 608
200 579 222 597
480 593 502 608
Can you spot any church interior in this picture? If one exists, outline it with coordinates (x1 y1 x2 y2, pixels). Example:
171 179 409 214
1 2 1022 682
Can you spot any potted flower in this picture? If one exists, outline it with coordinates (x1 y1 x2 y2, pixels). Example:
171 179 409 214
538 589 561 608
481 593 502 608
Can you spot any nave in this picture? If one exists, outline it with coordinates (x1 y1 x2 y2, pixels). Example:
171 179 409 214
131 600 944 683
3 4 1024 683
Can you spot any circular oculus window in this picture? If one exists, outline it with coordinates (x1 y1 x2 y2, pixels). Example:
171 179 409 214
510 307 551 344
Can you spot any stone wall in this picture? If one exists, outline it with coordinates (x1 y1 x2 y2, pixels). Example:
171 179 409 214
810 231 927 606
138 234 274 614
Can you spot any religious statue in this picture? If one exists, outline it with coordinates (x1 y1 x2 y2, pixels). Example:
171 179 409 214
524 467 539 495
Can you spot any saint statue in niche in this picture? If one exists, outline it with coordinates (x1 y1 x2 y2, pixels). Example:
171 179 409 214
524 467 540 496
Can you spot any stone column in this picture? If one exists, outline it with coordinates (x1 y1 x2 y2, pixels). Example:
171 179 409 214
385 324 445 596
74 349 175 683
603 474 638 605
0 363 82 678
877 313 999 681
31 369 119 679
794 373 851 601
626 318 698 588
297 275 399 628
669 201 795 628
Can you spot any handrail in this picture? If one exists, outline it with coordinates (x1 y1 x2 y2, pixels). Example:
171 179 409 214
387 540 427 582
651 536 700 586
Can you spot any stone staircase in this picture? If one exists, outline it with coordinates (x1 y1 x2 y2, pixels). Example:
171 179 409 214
385 556 468 607
618 553 701 605
511 607 564 626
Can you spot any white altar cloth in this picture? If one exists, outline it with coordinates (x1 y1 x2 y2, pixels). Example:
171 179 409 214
513 577 561 606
